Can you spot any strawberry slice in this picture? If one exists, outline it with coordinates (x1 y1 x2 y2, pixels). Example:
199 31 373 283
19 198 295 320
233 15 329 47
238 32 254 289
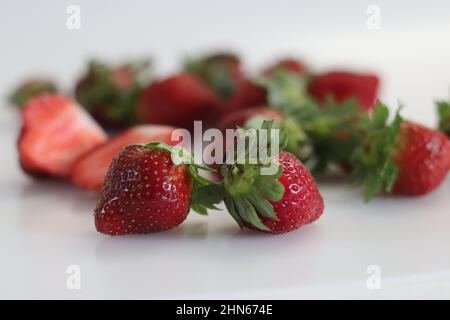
70 125 177 190
18 94 107 177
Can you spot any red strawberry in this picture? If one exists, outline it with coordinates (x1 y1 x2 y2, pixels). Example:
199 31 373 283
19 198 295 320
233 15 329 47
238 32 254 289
216 106 282 132
393 122 450 195
185 53 244 99
351 104 450 200
18 94 107 178
219 123 324 234
71 125 177 190
94 142 216 235
264 58 307 76
224 79 267 113
75 60 149 129
138 73 222 131
308 71 379 111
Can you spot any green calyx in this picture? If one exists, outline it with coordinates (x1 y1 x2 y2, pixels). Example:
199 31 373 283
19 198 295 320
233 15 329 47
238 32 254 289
77 59 151 126
349 102 403 201
143 141 221 215
9 80 57 108
185 54 239 99
219 121 286 231
437 100 450 135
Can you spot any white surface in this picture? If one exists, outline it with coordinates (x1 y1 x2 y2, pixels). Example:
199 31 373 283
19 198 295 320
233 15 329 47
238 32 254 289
1 0 450 299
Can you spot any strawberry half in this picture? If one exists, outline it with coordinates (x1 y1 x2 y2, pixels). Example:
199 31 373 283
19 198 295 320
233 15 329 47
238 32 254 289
71 125 177 190
94 142 218 235
18 94 107 177
308 71 380 111
137 73 222 132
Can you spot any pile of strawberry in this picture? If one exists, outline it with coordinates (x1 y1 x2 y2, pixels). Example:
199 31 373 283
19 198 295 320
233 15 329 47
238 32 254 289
10 53 450 236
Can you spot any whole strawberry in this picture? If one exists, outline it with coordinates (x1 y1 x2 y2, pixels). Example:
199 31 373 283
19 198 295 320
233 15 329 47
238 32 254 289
185 53 244 99
75 59 150 129
94 142 217 235
214 122 324 234
351 103 450 199
138 73 222 132
308 71 379 111
393 122 450 195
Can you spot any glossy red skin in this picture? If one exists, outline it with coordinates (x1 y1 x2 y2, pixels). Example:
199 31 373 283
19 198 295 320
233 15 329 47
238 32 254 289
393 122 450 196
224 79 267 113
264 58 307 76
308 71 379 111
95 146 192 235
138 73 222 132
256 151 324 234
216 106 283 132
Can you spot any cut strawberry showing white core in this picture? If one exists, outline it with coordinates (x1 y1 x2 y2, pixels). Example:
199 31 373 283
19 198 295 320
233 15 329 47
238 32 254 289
70 125 178 190
18 94 107 177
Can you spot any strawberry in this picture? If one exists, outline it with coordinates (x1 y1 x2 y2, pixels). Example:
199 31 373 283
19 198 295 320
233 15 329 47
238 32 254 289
308 71 380 111
75 59 150 129
137 73 222 131
18 94 107 177
71 125 177 190
264 58 307 76
392 122 450 195
216 106 282 132
94 142 218 235
185 53 244 99
225 79 267 113
351 103 450 199
203 121 324 234
437 100 450 136
9 79 58 108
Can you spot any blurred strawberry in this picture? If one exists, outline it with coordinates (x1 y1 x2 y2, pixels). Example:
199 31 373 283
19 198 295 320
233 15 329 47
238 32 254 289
225 79 267 113
185 53 244 100
9 79 57 108
75 59 150 129
264 58 308 76
216 106 282 132
309 71 380 111
137 72 222 132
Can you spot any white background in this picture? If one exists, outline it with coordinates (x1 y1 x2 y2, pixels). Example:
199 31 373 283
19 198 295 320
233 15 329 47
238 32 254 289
0 0 449 299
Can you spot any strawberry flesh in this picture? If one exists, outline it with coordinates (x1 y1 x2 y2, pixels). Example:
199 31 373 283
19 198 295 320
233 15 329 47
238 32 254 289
18 94 107 177
71 125 177 190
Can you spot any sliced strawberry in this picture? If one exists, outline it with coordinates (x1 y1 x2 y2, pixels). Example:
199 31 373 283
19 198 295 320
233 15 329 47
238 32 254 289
18 94 107 178
308 71 380 111
70 125 177 190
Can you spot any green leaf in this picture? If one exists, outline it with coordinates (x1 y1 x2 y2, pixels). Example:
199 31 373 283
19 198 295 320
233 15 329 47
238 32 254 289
224 197 244 229
233 197 270 231
247 194 278 221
